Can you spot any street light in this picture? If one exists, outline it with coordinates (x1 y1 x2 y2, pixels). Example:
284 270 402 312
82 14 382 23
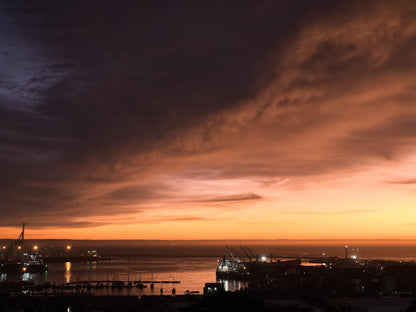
33 245 38 251
66 245 71 251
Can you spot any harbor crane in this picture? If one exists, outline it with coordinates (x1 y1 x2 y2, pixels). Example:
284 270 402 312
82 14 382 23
240 245 253 262
225 245 246 262
18 223 25 244
6 223 25 261
225 245 237 260
229 245 245 262
241 245 258 262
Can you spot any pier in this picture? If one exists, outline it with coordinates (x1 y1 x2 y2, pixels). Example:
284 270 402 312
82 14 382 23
17 280 181 291
65 280 180 288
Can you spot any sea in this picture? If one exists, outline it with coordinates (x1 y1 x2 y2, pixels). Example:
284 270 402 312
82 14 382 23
2 240 416 296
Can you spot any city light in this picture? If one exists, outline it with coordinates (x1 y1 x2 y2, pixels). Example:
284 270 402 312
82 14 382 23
66 245 71 250
17 246 22 250
33 245 38 251
261 256 267 262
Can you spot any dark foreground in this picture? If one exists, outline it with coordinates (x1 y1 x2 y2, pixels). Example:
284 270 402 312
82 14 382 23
2 292 416 312
1 294 201 312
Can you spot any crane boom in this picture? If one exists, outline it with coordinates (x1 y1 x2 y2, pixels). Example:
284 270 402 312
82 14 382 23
242 245 258 261
240 245 252 262
18 223 25 242
6 223 26 261
225 245 235 260
229 246 245 262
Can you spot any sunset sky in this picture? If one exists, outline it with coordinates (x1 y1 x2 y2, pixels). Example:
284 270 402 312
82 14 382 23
1 1 416 239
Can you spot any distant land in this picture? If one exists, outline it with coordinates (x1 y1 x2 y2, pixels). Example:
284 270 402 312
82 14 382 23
2 239 416 258
2 238 416 244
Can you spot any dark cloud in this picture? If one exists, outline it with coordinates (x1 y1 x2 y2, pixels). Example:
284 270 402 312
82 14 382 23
387 179 416 185
0 215 216 229
141 216 217 225
0 0 416 231
192 193 262 203
280 209 370 215
0 0 308 225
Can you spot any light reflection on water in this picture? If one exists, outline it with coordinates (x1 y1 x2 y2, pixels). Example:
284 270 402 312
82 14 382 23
219 279 247 292
22 272 30 281
1 257 248 295
65 261 71 283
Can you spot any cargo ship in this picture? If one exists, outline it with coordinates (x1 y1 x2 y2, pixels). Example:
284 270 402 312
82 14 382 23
216 245 301 281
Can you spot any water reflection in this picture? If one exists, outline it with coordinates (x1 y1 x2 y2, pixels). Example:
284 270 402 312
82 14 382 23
1 272 42 284
1 257 219 295
218 279 247 292
87 261 97 270
65 262 71 283
22 272 31 281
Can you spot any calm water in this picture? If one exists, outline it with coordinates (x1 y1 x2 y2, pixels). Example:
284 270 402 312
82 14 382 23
1 256 246 295
2 242 416 295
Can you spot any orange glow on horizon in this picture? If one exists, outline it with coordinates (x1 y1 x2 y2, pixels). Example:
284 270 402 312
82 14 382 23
1 2 416 241
1 157 416 241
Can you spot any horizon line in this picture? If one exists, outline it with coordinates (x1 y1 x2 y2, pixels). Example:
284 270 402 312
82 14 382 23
2 238 416 242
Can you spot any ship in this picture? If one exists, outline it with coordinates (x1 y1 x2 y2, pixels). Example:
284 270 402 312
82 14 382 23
0 223 47 274
216 245 302 281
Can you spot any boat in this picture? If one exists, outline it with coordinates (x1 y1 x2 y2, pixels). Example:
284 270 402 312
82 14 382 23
136 283 147 288
216 246 301 281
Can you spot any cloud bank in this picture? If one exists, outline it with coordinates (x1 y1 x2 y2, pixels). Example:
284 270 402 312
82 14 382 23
1 1 416 237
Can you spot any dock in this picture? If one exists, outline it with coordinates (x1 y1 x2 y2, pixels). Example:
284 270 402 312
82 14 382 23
20 280 181 291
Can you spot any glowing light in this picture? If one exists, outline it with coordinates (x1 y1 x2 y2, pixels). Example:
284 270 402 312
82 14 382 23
33 245 38 251
1 246 6 250
261 256 267 262
17 246 22 250
66 245 71 250
65 262 71 271
65 262 72 283
22 267 27 272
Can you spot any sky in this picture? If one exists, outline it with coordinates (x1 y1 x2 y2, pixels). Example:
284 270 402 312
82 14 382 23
1 0 416 240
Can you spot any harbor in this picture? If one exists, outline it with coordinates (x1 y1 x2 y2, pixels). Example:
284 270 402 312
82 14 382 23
0 225 216 296
217 245 416 297
3 226 416 311
1 256 217 297
3 225 416 298
2 0 416 310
